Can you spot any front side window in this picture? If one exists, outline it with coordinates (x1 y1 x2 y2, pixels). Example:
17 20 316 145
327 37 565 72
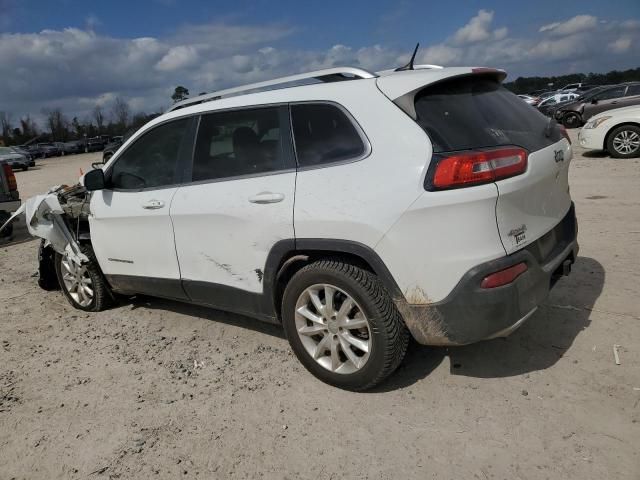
192 107 286 182
109 117 191 190
291 103 366 167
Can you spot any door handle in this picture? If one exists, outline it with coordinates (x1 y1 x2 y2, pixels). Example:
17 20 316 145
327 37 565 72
142 199 165 209
248 192 285 204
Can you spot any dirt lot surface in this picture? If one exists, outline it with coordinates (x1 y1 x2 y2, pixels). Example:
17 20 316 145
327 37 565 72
1 133 639 479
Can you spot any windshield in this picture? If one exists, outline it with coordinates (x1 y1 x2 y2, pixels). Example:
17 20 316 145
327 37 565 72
414 75 562 153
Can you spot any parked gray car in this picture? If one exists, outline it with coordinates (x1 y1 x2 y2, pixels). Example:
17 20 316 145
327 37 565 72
0 146 30 171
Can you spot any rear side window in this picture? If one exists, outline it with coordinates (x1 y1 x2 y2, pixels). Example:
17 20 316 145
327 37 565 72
110 117 191 190
595 86 626 101
414 76 559 153
625 85 640 96
192 107 287 182
291 103 365 167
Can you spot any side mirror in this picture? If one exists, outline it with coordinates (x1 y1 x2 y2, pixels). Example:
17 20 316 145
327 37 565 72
84 168 106 191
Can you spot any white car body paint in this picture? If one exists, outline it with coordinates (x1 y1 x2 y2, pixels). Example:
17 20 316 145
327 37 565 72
578 105 640 151
170 172 296 293
89 187 182 279
495 139 572 254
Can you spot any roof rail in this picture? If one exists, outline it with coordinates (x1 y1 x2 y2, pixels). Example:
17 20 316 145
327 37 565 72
168 66 377 112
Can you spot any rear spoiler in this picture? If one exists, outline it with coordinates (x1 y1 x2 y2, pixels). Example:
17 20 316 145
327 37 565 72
376 67 507 120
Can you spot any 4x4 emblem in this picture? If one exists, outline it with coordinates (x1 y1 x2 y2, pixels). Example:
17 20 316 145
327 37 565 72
554 150 564 163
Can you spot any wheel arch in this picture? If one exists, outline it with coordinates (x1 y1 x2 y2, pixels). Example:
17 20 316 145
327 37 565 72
603 121 640 151
266 239 403 319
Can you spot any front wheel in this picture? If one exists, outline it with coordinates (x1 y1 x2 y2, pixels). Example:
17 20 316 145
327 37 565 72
562 112 582 129
55 244 112 312
607 125 640 158
282 260 409 391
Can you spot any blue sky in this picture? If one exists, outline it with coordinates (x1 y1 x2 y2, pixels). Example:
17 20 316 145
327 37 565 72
1 0 639 123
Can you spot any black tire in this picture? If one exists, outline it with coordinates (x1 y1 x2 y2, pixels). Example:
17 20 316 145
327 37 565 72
21 165 28 171
562 112 582 129
606 125 640 159
0 211 13 238
282 260 409 391
103 152 113 162
54 244 113 312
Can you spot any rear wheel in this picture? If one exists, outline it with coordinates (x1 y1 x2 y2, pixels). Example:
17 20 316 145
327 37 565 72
607 125 640 158
562 112 582 129
55 244 112 312
282 260 409 391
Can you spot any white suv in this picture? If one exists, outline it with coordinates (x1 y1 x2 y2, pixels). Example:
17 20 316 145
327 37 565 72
33 65 579 390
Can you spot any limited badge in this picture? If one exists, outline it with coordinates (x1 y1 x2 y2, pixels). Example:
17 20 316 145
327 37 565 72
508 224 527 245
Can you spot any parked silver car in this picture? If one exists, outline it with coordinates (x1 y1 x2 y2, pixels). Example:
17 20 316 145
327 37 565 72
0 146 30 171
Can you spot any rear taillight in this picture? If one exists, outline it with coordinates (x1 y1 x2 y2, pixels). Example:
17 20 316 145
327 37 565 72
430 147 528 190
480 262 528 288
559 125 571 144
2 164 17 191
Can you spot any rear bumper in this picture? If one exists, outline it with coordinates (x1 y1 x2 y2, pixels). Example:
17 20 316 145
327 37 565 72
399 204 578 346
0 200 21 213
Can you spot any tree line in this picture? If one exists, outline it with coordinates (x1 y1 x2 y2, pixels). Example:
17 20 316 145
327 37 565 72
0 96 162 147
504 67 640 94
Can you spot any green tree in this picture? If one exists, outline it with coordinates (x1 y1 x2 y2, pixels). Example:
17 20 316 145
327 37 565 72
171 86 190 103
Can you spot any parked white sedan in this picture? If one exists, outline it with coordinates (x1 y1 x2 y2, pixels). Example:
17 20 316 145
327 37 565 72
578 105 640 158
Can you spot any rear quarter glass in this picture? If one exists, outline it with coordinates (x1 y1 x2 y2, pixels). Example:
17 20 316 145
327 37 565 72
414 75 562 154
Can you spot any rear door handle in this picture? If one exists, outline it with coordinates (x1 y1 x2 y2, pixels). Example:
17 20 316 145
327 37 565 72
248 192 285 204
142 199 165 209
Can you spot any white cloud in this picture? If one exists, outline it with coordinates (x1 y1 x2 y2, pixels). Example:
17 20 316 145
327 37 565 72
453 10 497 44
156 45 199 71
539 15 598 36
0 12 638 128
609 37 632 53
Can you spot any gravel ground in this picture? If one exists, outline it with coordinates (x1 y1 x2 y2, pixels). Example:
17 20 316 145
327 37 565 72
1 131 639 479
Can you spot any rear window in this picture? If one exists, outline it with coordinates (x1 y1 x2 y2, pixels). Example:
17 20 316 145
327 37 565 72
414 76 560 153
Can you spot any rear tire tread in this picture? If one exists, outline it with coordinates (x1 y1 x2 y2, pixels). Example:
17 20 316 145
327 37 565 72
285 259 409 391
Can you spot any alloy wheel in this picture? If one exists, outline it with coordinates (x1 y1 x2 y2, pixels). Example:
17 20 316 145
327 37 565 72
60 254 94 307
612 130 640 155
294 283 371 374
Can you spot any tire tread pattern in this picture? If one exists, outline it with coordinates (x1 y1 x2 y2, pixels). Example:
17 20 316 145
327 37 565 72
290 259 409 390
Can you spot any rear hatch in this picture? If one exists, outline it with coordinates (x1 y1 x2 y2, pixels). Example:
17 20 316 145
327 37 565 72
404 72 572 255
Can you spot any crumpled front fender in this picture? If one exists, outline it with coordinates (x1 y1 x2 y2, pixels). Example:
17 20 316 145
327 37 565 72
0 189 88 264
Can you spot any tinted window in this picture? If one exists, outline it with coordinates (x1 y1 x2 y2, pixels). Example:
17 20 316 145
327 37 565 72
595 87 626 101
291 103 365 167
625 85 640 96
192 107 286 181
414 76 559 153
110 118 191 190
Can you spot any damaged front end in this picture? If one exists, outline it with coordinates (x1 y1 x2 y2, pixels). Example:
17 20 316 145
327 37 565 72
0 184 92 290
